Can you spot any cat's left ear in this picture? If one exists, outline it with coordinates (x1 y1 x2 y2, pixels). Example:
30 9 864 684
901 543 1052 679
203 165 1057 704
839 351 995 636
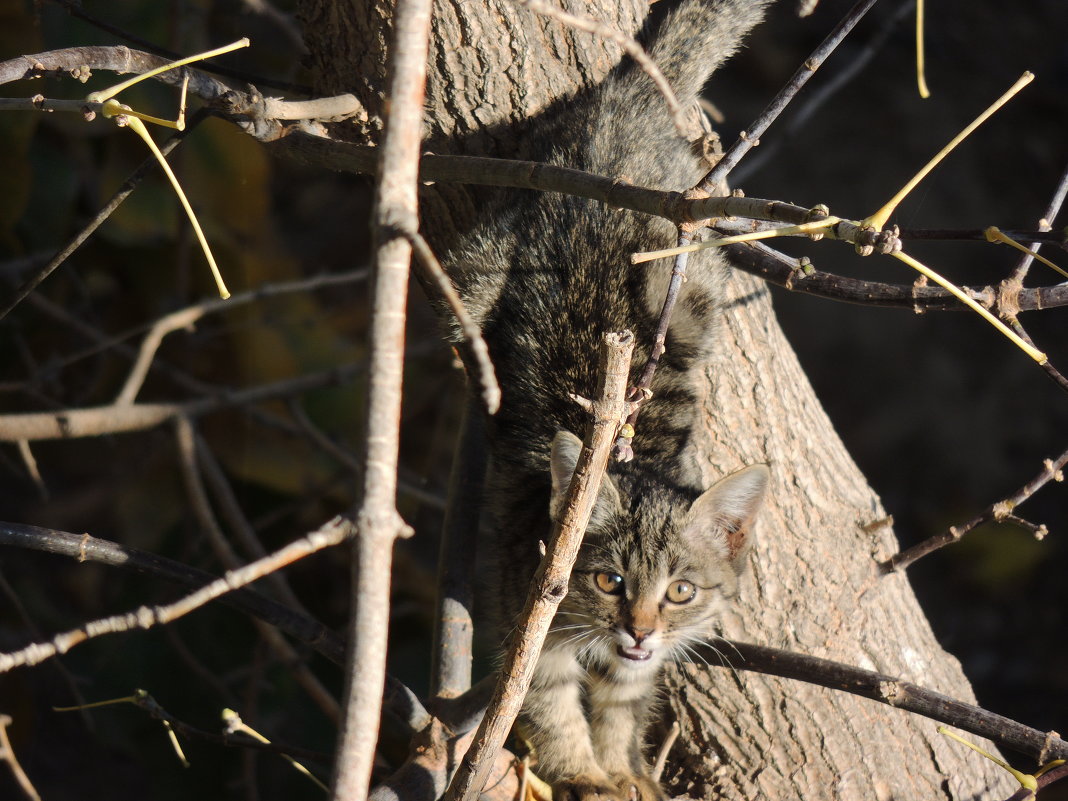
683 464 770 573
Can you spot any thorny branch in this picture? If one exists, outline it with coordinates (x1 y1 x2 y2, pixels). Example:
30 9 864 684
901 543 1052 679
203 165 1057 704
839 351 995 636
446 331 635 801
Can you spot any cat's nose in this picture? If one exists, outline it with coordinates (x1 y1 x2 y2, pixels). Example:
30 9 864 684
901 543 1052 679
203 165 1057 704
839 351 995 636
627 624 654 644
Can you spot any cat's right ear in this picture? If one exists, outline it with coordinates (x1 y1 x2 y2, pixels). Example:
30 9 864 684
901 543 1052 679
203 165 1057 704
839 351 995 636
684 464 770 574
549 430 622 528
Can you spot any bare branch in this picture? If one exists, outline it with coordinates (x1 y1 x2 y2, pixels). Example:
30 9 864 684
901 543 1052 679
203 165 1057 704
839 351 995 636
704 640 1068 764
0 519 352 672
174 417 341 723
0 715 40 801
1009 160 1068 284
401 225 500 414
0 360 374 442
331 0 432 796
446 330 634 801
697 0 881 193
112 269 369 405
0 111 206 322
431 398 486 698
884 448 1067 571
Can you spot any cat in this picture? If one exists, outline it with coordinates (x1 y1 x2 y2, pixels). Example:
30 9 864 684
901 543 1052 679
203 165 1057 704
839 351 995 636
441 1 771 799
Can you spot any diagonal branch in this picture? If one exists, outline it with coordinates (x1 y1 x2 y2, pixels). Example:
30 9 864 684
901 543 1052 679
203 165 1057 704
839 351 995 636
446 330 634 801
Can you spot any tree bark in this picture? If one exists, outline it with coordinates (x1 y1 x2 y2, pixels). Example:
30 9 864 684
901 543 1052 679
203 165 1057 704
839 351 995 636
297 1 1015 798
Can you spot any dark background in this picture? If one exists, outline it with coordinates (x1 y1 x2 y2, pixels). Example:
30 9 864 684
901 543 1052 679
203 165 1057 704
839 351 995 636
0 0 1065 798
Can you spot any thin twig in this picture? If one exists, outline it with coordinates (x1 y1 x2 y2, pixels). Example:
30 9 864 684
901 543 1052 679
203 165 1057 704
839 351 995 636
702 640 1068 764
615 231 692 461
331 0 431 796
446 331 634 801
1009 160 1068 284
0 517 354 674
114 269 369 405
402 225 500 414
0 359 377 442
40 2 312 94
0 715 40 801
0 111 207 322
697 0 881 193
430 397 486 699
731 0 914 185
884 448 1067 571
174 418 341 723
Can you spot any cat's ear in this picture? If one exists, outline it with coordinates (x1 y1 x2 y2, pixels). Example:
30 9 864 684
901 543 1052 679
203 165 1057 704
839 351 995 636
549 430 622 527
683 464 770 573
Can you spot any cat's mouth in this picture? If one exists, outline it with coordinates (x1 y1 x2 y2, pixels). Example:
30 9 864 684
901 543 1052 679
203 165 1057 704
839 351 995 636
617 645 653 662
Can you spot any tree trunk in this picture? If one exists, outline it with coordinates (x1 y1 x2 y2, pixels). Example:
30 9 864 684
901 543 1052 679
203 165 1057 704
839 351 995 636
297 1 1014 797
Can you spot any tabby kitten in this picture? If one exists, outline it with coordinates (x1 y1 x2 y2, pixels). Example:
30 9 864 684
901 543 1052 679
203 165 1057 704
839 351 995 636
443 1 770 799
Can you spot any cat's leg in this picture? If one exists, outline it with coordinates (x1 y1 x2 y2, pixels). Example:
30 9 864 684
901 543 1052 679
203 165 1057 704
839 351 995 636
524 647 626 801
587 671 667 801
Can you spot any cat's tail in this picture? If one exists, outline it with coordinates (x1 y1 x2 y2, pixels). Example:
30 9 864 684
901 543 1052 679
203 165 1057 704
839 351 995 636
650 0 770 110
580 0 769 185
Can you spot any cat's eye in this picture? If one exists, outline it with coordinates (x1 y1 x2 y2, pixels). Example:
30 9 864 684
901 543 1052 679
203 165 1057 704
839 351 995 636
594 572 624 595
665 580 696 604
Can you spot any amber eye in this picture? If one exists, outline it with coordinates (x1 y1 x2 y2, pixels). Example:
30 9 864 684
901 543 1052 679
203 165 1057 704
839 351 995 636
594 572 625 595
665 580 696 604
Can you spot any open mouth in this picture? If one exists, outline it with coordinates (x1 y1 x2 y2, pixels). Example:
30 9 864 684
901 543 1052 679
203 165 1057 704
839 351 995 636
617 645 652 661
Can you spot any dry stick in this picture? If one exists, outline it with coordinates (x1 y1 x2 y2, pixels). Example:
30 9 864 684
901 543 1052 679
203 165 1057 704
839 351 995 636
0 567 93 725
884 448 1067 572
192 430 316 616
0 715 41 801
401 225 500 414
330 0 431 796
0 516 354 674
0 358 377 442
430 397 486 699
173 418 342 724
115 269 370 405
0 111 206 322
277 132 1068 267
1008 161 1068 284
511 0 687 135
0 522 347 665
615 233 692 462
704 640 1068 764
731 0 914 185
0 517 426 760
446 330 635 801
697 0 881 193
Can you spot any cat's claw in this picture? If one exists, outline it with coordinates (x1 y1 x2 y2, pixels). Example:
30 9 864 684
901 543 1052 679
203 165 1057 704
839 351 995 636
553 777 628 801
613 774 667 801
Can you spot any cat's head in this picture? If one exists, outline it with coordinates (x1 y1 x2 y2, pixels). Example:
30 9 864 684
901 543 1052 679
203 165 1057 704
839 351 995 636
546 430 769 674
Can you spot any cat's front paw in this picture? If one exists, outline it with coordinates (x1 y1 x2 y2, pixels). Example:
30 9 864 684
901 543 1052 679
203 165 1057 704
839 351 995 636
553 775 628 801
612 773 668 801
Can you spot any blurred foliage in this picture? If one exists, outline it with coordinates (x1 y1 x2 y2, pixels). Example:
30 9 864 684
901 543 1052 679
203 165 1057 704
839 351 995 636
0 0 1065 799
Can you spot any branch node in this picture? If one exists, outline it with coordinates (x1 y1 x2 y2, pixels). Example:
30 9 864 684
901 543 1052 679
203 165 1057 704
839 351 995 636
878 680 904 705
568 393 596 414
1045 458 1064 482
991 500 1014 521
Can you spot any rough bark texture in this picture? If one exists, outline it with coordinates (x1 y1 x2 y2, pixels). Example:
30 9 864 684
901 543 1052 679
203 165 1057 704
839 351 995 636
297 1 1014 798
